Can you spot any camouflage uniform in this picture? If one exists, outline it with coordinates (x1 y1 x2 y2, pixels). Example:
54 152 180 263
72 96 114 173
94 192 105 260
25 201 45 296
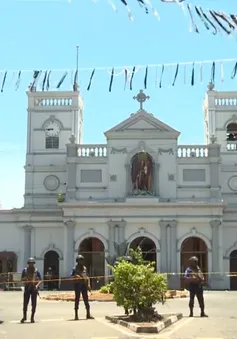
184 256 208 317
21 257 42 323
70 255 94 320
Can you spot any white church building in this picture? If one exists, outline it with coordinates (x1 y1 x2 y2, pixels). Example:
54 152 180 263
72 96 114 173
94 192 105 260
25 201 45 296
0 86 237 290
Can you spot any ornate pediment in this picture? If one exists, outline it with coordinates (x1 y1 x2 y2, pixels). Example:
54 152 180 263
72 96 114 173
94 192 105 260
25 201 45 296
104 110 180 139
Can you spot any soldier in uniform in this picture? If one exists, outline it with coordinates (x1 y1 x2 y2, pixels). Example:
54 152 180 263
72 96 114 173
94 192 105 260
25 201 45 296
70 255 94 321
20 257 42 323
184 256 208 318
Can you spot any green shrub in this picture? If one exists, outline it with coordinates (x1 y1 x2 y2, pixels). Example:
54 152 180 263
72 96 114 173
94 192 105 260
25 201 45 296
99 282 114 294
109 260 167 321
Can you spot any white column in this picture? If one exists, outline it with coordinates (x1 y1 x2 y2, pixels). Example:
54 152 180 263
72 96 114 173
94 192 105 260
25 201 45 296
64 220 75 276
159 221 167 273
118 220 126 244
108 221 115 258
23 225 33 264
210 220 221 276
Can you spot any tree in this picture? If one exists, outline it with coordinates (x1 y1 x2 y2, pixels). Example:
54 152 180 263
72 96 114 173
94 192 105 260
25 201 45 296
109 258 167 322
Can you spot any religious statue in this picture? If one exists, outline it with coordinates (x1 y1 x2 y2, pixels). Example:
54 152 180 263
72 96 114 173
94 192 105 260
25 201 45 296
131 153 153 195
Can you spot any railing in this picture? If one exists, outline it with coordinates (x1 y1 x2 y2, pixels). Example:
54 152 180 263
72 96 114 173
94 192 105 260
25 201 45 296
78 144 107 157
227 141 237 151
214 92 237 106
177 146 208 158
35 98 72 106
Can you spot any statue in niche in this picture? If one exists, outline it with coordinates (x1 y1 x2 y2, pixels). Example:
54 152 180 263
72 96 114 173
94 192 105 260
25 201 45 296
131 152 153 195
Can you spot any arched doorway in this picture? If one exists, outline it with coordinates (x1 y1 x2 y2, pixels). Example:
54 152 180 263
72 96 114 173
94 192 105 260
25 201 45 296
0 252 17 290
230 250 237 290
129 236 157 267
180 237 208 288
43 250 60 290
79 237 105 290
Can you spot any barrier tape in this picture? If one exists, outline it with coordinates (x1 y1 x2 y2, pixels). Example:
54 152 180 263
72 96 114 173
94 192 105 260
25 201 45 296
1 271 237 285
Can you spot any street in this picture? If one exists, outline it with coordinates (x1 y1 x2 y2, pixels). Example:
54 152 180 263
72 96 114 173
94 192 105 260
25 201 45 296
0 291 237 339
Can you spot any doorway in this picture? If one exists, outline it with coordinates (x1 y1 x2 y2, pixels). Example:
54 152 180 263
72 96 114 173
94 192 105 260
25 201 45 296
129 236 157 266
180 237 208 288
79 237 105 290
43 250 60 290
230 250 237 290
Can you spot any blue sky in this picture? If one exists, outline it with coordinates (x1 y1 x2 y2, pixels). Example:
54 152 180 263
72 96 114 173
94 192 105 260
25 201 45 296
0 0 236 209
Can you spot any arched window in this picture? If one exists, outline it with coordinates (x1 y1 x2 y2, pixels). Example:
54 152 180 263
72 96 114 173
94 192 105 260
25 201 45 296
226 123 237 141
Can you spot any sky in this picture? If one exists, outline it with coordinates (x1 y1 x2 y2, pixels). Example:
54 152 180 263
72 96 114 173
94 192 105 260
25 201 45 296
0 0 236 209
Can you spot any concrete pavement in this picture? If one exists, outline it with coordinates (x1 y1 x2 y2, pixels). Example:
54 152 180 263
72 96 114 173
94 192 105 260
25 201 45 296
0 290 237 338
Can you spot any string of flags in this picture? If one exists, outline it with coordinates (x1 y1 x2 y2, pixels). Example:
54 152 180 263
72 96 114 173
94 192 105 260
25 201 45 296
0 57 237 93
98 0 237 37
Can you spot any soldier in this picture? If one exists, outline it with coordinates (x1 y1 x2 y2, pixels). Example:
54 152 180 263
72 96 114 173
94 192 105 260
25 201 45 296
46 267 53 291
20 257 42 323
184 256 208 318
70 255 94 321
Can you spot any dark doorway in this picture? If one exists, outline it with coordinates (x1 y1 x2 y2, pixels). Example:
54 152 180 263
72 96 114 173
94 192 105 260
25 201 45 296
79 237 105 290
129 236 157 266
0 252 17 290
230 250 237 290
44 250 60 290
180 237 208 288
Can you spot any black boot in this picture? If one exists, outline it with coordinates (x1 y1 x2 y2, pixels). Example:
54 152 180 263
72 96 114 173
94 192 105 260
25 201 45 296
31 313 35 323
189 308 193 317
0 320 3 324
86 309 94 319
74 309 79 321
20 312 27 323
200 309 208 317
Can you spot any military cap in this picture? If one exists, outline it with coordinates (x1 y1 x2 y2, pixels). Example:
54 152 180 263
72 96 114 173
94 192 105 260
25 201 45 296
189 256 198 262
27 257 36 264
76 254 84 262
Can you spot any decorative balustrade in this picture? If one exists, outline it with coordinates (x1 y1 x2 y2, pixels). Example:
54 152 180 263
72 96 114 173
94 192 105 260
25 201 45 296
214 92 237 106
177 146 208 158
78 144 107 157
215 98 237 106
227 141 237 151
35 98 72 106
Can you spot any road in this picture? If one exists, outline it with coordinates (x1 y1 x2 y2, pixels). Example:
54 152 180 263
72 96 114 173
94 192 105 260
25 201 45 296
0 290 237 339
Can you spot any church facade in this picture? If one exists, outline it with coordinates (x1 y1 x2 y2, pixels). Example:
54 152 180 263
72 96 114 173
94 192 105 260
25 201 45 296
0 87 237 290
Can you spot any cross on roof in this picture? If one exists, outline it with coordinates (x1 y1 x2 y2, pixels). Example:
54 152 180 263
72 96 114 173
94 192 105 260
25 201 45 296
133 90 150 111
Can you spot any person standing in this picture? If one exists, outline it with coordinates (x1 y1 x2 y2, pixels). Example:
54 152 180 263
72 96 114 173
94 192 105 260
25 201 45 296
20 257 42 323
70 255 94 321
184 256 208 318
46 267 53 291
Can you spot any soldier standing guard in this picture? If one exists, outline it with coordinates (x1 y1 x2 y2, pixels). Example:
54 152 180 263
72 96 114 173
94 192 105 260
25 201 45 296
20 257 42 323
184 256 208 318
70 255 94 320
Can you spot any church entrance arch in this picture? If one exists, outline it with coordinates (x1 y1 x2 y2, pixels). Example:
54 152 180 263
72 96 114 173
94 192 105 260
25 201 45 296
180 237 208 288
79 237 105 290
131 152 153 194
0 252 17 289
129 236 156 266
43 250 60 290
230 250 237 290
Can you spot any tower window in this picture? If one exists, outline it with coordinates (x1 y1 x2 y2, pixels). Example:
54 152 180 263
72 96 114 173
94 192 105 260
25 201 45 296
45 136 59 149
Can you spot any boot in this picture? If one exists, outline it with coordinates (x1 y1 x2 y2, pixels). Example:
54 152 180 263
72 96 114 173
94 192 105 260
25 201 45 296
74 309 79 321
200 309 208 317
189 308 193 317
20 312 27 323
86 309 94 319
0 320 3 324
30 312 35 323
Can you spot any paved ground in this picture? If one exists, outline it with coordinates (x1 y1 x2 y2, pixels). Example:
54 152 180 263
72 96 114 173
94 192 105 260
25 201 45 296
0 291 237 339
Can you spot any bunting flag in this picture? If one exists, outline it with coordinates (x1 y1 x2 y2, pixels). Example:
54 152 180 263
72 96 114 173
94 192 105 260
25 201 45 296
95 0 237 38
0 57 237 93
